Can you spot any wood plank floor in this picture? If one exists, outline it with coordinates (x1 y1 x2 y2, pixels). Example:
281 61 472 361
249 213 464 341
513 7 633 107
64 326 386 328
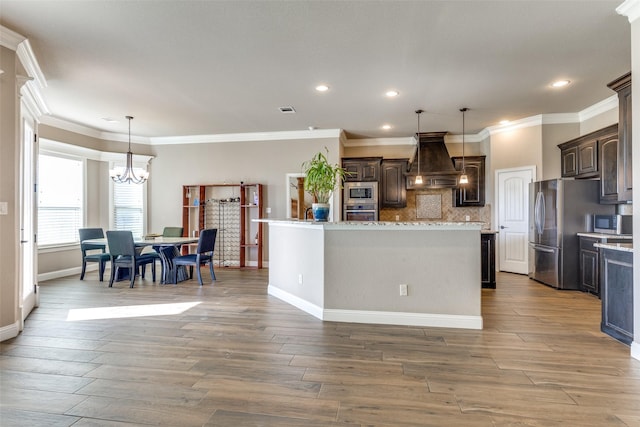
2 269 639 426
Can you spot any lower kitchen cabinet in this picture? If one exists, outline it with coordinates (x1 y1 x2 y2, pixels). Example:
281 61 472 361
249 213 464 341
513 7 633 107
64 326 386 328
598 245 634 345
579 234 630 297
481 232 496 289
579 237 600 295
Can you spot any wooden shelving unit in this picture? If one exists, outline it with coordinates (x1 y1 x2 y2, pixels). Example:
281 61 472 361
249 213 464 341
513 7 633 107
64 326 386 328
181 183 263 269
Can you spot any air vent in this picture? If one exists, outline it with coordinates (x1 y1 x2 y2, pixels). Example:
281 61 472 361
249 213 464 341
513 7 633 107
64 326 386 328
279 106 296 114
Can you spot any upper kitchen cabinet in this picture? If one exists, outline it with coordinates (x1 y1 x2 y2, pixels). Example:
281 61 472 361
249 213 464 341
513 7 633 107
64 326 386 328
381 159 408 208
342 157 382 182
606 72 632 204
558 133 600 179
452 156 485 207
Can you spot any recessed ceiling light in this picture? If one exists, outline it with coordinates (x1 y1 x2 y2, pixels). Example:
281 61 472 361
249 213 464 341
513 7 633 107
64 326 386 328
382 124 392 130
551 79 570 88
499 120 510 126
385 90 399 97
315 85 329 92
278 106 296 113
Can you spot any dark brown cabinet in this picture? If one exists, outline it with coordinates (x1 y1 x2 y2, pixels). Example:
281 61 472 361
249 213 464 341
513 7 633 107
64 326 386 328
481 232 496 289
452 156 485 207
600 247 634 345
579 237 600 295
606 72 632 203
599 131 620 203
579 235 629 297
558 134 600 179
342 158 381 182
380 159 408 208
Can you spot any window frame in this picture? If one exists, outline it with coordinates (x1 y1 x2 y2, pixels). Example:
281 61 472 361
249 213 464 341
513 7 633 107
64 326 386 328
36 149 86 249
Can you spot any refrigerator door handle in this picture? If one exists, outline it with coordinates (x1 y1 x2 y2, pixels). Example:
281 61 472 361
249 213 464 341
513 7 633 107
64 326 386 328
534 191 543 235
539 192 545 233
531 244 555 253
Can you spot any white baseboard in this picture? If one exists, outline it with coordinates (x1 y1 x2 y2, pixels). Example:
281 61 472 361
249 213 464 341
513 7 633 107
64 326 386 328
38 264 111 282
0 321 20 342
323 309 483 329
631 341 640 361
267 285 323 320
267 285 483 329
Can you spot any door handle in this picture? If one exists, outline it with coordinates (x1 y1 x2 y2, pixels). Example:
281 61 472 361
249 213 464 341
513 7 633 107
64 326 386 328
534 246 555 253
500 225 508 229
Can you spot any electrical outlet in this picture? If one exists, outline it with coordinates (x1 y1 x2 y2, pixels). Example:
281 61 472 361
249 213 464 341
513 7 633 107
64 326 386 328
465 215 470 221
0 202 7 215
298 274 303 285
266 207 271 214
399 284 408 296
395 215 400 221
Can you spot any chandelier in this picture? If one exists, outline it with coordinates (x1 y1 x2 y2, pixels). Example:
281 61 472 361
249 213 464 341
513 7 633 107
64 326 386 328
459 108 469 185
414 109 424 185
109 116 149 184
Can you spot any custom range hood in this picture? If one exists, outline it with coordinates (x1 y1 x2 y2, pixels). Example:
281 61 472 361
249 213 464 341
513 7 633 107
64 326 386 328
406 132 460 189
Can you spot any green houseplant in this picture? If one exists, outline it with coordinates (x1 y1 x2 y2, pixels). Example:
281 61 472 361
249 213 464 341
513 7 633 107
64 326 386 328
302 148 347 221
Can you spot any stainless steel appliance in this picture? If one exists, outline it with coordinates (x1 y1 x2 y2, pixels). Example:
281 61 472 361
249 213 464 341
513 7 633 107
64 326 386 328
344 182 378 221
593 214 632 235
529 178 614 289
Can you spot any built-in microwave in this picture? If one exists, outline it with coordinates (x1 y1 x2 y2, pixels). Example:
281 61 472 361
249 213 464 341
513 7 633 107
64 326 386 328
592 214 632 235
344 181 378 205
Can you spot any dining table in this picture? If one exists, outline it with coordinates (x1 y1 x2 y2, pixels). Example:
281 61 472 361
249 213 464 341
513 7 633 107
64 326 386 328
82 236 199 284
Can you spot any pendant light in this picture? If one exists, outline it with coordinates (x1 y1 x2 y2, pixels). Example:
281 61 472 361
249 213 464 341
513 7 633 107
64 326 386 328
414 109 424 185
109 116 149 184
459 108 469 185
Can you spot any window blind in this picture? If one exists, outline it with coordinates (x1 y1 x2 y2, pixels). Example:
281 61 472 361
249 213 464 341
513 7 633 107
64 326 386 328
113 181 144 238
37 154 83 246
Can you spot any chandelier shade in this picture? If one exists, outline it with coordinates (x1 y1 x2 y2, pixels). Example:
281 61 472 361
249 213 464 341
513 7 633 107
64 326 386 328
110 116 149 184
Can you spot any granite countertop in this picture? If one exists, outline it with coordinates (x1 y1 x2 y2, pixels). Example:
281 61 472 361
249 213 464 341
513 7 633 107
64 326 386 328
593 242 633 253
577 232 633 240
255 219 484 231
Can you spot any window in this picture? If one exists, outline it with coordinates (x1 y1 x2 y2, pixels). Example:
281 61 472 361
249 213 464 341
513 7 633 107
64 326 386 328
113 182 144 238
37 154 84 246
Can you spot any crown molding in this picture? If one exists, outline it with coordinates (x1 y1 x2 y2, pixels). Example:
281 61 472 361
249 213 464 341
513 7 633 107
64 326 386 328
617 0 640 23
579 94 619 122
0 25 25 50
344 137 415 147
149 128 342 145
40 138 153 164
16 38 47 89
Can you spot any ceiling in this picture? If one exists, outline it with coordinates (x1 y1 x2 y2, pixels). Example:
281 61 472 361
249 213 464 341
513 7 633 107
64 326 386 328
0 1 631 141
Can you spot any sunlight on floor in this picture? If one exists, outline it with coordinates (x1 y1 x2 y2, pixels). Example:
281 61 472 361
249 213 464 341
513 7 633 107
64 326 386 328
66 301 202 321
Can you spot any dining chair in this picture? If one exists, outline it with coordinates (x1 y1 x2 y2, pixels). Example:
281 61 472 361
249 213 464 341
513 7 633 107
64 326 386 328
148 226 185 281
162 226 184 237
78 228 111 281
106 230 156 288
172 228 217 286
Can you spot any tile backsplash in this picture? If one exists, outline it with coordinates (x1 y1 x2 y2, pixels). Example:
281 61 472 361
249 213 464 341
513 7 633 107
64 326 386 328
380 188 492 229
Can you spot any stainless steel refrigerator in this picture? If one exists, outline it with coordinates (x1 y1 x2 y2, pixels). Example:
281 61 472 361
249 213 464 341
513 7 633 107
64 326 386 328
529 178 614 289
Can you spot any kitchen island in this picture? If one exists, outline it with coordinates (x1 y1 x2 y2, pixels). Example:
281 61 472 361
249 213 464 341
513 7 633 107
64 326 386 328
260 220 483 329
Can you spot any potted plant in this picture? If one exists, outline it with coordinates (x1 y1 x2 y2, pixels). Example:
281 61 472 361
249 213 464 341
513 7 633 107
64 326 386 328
302 148 347 222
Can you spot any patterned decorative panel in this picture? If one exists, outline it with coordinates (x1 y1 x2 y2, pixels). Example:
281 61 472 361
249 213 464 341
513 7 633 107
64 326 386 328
416 194 442 219
204 200 240 267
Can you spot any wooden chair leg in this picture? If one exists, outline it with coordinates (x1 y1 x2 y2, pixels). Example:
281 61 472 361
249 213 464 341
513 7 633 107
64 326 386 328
209 262 216 281
99 261 105 282
80 261 87 280
196 263 204 286
130 264 135 288
109 266 117 288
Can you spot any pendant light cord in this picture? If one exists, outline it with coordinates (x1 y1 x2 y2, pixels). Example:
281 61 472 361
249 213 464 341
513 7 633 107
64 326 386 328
460 108 468 172
415 109 423 175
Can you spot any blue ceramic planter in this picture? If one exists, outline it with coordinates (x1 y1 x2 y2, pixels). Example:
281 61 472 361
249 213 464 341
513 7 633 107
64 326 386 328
312 203 330 222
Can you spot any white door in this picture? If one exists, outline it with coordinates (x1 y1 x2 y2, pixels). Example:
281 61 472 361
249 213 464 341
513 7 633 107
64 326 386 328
496 167 535 274
19 106 39 325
